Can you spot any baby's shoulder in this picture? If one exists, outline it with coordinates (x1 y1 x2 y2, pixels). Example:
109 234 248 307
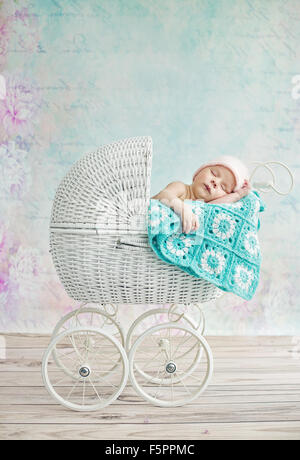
165 181 187 200
151 181 187 200
173 181 189 200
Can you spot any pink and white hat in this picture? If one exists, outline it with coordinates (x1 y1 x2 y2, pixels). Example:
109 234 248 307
192 155 249 192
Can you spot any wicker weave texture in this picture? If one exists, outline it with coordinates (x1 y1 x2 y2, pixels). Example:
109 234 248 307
51 136 152 230
49 136 223 305
50 232 222 304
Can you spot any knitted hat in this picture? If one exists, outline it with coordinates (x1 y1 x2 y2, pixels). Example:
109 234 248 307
192 155 249 192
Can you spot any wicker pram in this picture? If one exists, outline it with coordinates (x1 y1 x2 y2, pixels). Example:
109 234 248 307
49 135 222 305
42 136 293 411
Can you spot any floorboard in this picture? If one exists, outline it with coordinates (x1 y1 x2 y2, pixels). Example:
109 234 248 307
0 334 299 440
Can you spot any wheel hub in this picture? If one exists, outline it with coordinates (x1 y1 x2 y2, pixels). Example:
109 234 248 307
165 361 176 374
78 365 91 378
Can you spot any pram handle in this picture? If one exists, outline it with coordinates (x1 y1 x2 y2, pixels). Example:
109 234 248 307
249 161 294 196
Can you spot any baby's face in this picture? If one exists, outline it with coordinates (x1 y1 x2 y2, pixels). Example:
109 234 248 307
193 165 236 202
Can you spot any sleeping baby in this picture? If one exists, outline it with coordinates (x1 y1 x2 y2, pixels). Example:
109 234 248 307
151 155 251 234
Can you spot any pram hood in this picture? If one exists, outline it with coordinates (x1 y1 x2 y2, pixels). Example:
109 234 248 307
50 136 153 235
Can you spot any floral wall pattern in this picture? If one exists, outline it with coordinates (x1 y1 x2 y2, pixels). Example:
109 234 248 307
0 0 299 334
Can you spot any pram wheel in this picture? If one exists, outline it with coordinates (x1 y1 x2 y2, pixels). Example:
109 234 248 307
50 304 125 378
126 305 205 385
128 323 213 407
42 327 129 411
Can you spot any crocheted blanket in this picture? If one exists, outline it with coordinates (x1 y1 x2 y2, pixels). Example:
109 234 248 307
147 191 265 300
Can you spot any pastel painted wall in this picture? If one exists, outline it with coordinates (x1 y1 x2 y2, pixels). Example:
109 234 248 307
0 0 299 334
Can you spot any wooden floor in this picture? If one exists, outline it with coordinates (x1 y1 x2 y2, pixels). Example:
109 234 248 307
0 334 300 440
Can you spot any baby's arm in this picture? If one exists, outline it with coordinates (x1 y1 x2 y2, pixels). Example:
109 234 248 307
151 182 199 233
151 181 186 214
209 180 251 205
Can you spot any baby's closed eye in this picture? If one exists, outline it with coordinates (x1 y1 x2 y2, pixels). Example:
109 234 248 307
211 168 232 193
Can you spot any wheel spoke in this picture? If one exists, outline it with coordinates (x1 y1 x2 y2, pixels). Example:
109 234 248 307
149 334 159 348
66 378 81 400
176 370 204 382
82 379 86 406
56 349 80 365
170 373 174 401
52 374 73 387
177 341 201 360
173 372 193 395
168 328 173 360
68 335 84 362
90 354 121 367
74 316 83 327
87 376 104 401
90 370 119 390
172 333 194 361
152 367 167 400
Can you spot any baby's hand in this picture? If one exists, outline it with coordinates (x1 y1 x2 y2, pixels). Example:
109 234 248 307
181 204 199 234
236 179 251 198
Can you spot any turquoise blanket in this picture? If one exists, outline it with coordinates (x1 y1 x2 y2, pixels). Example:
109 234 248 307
147 191 265 300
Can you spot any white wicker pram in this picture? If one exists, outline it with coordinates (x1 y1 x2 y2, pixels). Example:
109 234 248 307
42 136 294 411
